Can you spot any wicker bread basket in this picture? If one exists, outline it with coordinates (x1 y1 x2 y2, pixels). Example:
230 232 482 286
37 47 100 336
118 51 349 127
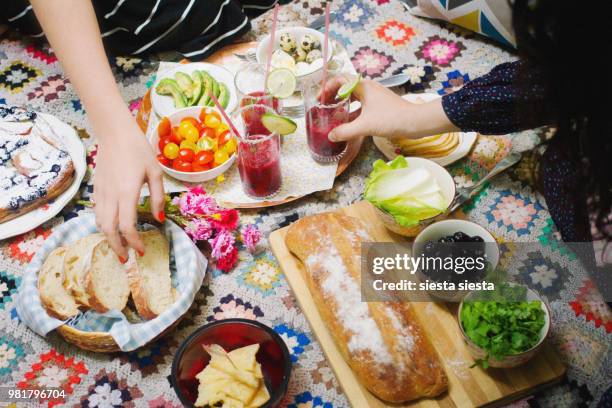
53 213 188 353
56 315 183 353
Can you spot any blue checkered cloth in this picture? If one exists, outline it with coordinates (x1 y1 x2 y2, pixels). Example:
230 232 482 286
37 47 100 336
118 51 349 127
16 212 207 351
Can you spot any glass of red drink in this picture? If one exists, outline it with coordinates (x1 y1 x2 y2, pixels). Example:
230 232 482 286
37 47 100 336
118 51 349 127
232 105 282 198
234 63 281 111
303 78 349 163
234 63 282 136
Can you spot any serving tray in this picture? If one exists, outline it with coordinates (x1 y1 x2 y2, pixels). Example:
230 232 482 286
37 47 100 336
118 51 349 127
269 201 566 408
136 41 362 209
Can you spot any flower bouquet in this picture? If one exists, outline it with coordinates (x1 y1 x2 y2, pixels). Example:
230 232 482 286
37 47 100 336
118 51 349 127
140 186 261 272
81 186 261 272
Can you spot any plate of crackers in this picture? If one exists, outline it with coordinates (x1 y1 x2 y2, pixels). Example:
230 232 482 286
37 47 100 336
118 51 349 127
373 93 477 166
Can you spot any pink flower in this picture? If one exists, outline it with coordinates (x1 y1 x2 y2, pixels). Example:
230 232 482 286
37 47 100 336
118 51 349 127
189 186 205 195
209 208 239 231
185 218 213 242
209 229 235 260
217 246 238 272
175 188 218 216
242 224 261 253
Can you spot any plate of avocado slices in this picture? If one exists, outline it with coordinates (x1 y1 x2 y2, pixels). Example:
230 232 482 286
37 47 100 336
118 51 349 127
151 62 237 118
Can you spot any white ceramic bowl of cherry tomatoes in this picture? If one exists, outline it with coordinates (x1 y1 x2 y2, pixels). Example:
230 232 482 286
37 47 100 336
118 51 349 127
149 106 237 183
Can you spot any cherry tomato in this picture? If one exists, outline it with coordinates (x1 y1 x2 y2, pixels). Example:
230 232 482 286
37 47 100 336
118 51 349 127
217 130 231 145
157 153 172 167
163 142 179 160
214 149 229 165
178 122 199 142
173 159 192 172
207 110 221 122
170 126 182 144
215 123 229 137
178 148 195 162
204 113 221 129
199 108 215 122
158 137 171 153
196 136 216 152
200 127 216 140
180 140 198 151
181 117 201 130
184 128 199 143
222 138 237 155
195 150 214 166
158 117 171 138
192 163 212 172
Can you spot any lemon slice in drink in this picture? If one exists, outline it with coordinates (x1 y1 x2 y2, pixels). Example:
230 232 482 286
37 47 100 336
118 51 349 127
337 75 361 100
266 68 297 99
261 113 297 136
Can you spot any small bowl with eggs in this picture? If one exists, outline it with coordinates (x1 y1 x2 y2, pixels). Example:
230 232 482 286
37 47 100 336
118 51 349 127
256 26 335 85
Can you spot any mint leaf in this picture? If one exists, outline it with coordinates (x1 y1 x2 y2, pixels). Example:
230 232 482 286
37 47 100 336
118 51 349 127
460 285 546 368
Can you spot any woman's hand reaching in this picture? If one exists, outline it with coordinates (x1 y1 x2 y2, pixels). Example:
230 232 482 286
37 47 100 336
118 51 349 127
93 113 165 262
29 0 166 261
325 77 458 143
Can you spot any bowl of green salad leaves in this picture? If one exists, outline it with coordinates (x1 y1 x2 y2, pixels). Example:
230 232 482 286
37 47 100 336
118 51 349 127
365 156 455 237
458 282 550 368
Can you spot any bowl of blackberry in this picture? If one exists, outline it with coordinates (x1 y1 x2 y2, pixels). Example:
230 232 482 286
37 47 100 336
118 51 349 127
412 219 500 302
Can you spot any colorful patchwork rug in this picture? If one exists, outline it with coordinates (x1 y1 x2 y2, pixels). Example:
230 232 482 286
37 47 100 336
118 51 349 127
1 0 610 407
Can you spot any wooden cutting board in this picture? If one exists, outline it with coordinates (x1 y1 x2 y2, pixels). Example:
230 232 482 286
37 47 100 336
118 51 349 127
269 201 566 408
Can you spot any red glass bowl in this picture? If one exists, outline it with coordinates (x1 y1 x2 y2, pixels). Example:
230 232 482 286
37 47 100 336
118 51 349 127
171 319 292 407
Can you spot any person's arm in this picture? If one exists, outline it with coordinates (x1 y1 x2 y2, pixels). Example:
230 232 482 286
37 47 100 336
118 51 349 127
440 61 553 135
29 0 165 261
329 60 554 142
328 78 458 142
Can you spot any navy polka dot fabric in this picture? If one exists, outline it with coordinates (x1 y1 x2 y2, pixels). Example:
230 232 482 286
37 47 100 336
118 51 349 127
441 60 597 263
441 61 551 135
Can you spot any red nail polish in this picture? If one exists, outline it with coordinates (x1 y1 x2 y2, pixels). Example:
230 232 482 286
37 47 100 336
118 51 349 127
158 211 166 222
137 250 145 257
118 255 127 264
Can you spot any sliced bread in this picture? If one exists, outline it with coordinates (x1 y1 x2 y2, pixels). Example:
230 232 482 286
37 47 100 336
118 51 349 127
38 247 80 320
127 229 175 320
85 240 130 313
85 239 130 313
62 233 105 307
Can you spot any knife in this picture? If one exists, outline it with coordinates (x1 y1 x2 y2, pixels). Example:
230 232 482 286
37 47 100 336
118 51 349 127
308 11 337 30
450 152 522 213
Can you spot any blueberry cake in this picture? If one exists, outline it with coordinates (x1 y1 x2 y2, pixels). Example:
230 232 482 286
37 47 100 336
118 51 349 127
0 105 74 223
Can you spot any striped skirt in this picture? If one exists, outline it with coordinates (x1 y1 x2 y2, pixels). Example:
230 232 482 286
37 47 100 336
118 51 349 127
1 0 288 59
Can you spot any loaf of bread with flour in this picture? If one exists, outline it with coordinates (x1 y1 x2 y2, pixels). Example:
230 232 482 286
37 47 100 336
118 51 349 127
285 213 447 403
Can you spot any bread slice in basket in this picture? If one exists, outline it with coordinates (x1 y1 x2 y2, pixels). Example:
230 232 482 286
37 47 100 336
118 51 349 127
62 233 105 307
85 239 130 313
127 229 175 320
38 246 80 320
